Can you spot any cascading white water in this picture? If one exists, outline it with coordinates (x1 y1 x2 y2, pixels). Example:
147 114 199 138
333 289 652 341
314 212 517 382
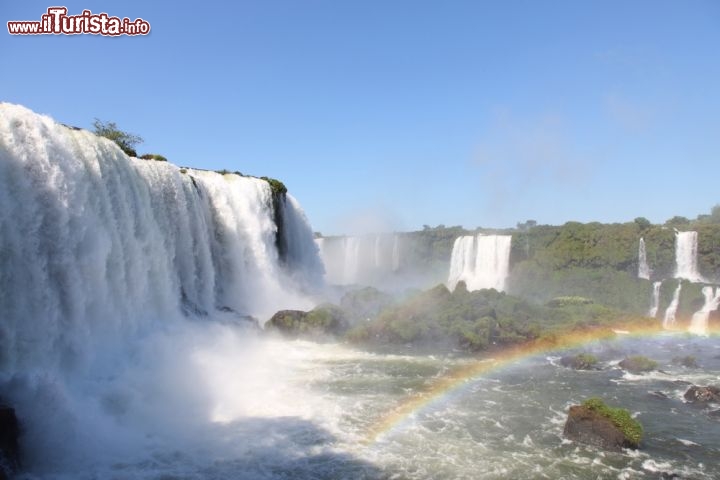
342 236 361 285
662 283 682 329
274 194 325 288
316 234 403 286
688 287 720 335
391 234 400 271
447 234 512 292
638 238 650 280
374 235 381 268
0 103 325 474
675 231 702 282
648 281 662 318
447 235 475 289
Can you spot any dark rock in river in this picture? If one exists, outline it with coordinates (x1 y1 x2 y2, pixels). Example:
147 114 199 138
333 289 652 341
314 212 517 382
618 355 657 373
684 385 720 403
0 404 20 479
649 391 669 400
672 356 699 369
563 404 640 451
560 353 600 370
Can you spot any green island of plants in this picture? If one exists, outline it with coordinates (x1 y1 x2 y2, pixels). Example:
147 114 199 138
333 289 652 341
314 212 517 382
344 282 656 353
582 397 643 447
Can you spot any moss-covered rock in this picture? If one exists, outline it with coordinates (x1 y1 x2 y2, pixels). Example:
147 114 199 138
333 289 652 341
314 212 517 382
560 353 600 370
265 304 348 339
563 398 642 450
673 355 699 368
619 355 658 373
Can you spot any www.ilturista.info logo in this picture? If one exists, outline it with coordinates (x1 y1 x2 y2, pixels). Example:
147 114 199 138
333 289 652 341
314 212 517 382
7 7 150 36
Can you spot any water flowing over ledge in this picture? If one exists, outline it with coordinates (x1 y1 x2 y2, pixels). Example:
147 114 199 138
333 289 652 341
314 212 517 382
0 102 324 374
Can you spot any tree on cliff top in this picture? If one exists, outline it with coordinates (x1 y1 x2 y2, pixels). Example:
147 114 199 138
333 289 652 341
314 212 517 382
92 119 143 157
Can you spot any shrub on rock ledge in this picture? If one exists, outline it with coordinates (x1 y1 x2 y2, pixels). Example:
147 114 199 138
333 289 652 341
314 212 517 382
563 397 642 451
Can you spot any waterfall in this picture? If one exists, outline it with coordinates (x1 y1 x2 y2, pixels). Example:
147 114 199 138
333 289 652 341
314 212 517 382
275 194 325 288
391 235 400 271
316 234 403 285
342 236 361 285
675 231 702 282
0 103 322 373
447 234 512 292
648 281 662 318
447 236 476 289
688 287 720 335
662 283 682 329
638 238 650 280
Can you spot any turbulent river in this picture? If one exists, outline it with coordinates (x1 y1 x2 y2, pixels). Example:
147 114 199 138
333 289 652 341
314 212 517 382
10 327 718 480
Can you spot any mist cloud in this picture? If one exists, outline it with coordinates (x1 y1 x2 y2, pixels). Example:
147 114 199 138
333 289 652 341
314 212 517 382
472 110 594 222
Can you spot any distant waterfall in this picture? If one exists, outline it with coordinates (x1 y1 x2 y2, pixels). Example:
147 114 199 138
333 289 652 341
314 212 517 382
675 231 702 282
316 234 401 285
391 235 401 272
648 281 662 318
447 234 512 292
343 237 361 284
662 283 682 329
688 287 720 335
638 238 650 280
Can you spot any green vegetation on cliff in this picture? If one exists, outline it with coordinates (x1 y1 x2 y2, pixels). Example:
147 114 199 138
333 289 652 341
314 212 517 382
92 119 143 157
261 176 288 195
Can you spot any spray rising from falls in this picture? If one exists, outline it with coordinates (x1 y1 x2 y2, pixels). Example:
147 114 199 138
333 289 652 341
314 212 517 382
688 287 720 335
675 231 702 282
638 238 650 280
648 281 662 318
447 234 512 292
0 103 325 474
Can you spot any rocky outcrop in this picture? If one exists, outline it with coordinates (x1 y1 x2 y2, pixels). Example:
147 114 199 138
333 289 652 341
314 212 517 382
563 399 642 451
684 385 720 403
560 353 599 370
672 356 699 368
618 356 658 373
0 404 20 480
266 304 348 339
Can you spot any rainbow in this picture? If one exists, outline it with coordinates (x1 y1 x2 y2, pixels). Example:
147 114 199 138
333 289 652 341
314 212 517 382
364 323 720 444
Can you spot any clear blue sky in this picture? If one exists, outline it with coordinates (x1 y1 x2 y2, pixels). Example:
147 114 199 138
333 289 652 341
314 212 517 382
2 1 719 235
